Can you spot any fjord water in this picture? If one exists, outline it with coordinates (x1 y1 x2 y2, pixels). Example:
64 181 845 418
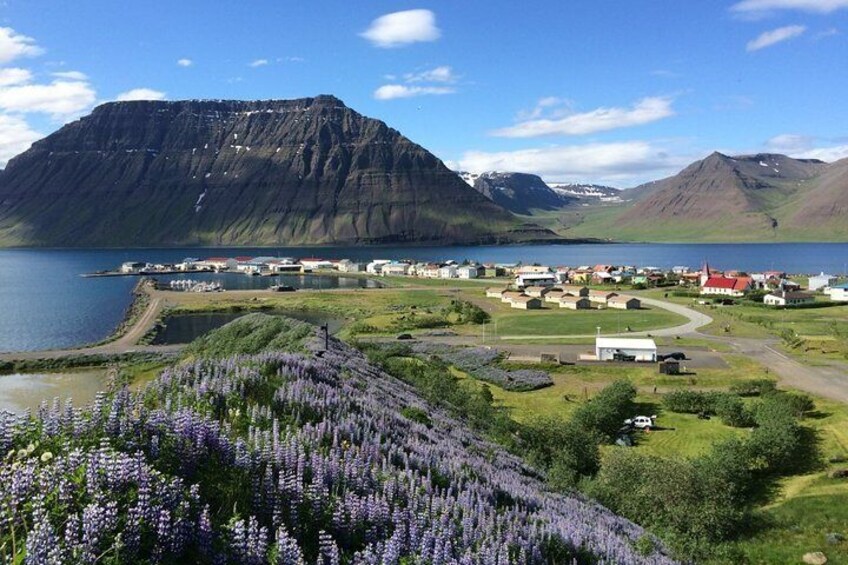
1 243 847 353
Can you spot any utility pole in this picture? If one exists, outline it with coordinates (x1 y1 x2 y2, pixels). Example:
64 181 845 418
321 323 329 351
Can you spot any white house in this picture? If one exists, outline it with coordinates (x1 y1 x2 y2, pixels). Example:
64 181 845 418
457 265 482 279
120 261 148 274
825 283 848 302
336 259 364 273
809 272 838 292
366 260 391 274
595 337 657 362
300 258 334 271
382 262 411 276
763 291 815 307
438 265 458 279
607 296 641 310
516 273 557 288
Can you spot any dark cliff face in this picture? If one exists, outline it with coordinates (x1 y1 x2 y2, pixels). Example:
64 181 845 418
0 96 554 246
471 172 568 215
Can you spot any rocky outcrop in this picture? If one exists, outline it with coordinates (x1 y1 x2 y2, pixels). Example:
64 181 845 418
0 96 557 246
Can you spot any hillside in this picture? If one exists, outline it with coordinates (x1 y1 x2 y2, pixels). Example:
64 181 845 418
0 314 672 563
559 152 848 242
459 171 570 214
0 96 557 247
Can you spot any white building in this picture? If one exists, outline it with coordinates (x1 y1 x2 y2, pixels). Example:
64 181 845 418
595 338 657 362
382 263 411 276
825 283 848 302
457 265 482 279
809 272 838 292
336 259 364 273
438 265 458 279
366 260 391 274
516 273 557 288
120 261 147 274
763 291 815 307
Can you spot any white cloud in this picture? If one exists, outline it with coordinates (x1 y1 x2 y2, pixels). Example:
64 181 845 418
373 84 455 100
177 58 193 67
249 58 269 67
0 67 32 87
457 141 684 186
0 78 97 116
115 88 166 102
492 96 675 138
765 133 848 161
0 27 44 65
51 70 88 81
746 25 806 51
361 9 440 48
796 145 848 161
0 113 41 168
732 0 848 14
404 65 457 83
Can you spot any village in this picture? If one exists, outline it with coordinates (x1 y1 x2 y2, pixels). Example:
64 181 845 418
112 255 848 305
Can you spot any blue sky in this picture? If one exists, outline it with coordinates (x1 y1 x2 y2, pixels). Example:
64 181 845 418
0 0 846 186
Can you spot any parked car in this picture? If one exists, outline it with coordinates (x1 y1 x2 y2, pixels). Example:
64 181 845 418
624 415 656 430
396 333 413 340
658 352 687 361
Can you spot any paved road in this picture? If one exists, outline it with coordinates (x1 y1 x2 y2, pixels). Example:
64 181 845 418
718 337 848 404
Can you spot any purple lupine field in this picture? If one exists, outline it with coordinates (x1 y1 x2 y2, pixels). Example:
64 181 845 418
0 315 674 564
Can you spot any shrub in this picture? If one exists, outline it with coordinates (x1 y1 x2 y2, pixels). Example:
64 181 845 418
521 415 600 489
714 394 754 427
663 390 720 414
572 380 636 440
730 379 777 397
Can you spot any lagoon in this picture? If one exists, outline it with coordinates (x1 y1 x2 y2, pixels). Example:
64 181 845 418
1 243 847 353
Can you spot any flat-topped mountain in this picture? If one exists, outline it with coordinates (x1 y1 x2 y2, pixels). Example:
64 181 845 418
0 96 556 246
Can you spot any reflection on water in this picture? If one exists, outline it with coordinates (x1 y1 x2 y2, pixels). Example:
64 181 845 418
0 371 108 415
152 310 345 345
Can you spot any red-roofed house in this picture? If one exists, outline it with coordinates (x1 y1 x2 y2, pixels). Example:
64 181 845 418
701 276 752 297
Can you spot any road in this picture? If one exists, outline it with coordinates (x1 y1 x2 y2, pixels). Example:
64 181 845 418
3 283 847 406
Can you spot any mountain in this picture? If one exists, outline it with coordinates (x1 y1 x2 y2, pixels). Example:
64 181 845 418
458 171 571 214
549 183 622 203
562 152 848 242
0 96 557 247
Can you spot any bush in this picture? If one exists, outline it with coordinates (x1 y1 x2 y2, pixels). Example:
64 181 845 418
714 394 754 427
521 415 600 489
444 299 490 324
730 379 777 397
663 390 721 414
571 380 636 440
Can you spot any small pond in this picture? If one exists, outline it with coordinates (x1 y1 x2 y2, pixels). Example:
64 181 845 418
151 310 346 345
0 370 109 415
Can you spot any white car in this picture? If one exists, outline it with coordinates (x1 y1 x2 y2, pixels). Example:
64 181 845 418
624 415 656 430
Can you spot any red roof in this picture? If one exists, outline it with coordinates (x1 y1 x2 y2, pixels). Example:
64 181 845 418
234 256 253 262
704 276 751 291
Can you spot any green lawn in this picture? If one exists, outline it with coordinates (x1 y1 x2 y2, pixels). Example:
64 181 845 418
486 306 686 337
456 353 848 564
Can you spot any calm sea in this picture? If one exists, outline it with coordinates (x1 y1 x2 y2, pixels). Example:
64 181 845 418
1 243 847 353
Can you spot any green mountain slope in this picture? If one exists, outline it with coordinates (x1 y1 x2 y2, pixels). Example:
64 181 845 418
559 153 848 242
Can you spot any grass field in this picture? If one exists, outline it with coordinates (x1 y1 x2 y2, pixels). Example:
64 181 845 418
454 354 848 563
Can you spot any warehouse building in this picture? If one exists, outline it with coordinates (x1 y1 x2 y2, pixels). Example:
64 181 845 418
595 337 657 362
